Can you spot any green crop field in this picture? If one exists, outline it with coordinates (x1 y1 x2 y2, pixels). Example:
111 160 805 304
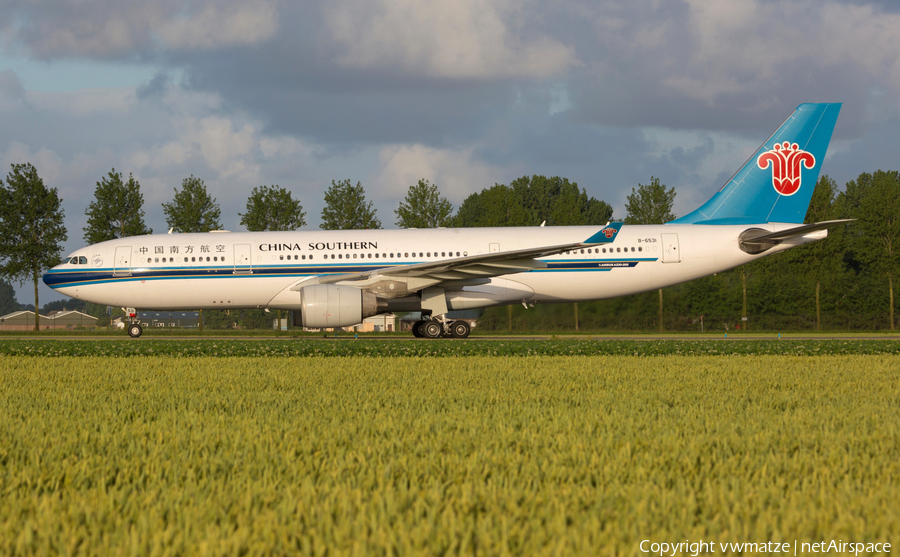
1 354 898 556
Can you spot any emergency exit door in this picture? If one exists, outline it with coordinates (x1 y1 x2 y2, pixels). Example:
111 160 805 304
234 244 252 273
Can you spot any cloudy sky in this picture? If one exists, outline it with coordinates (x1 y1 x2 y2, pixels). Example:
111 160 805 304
2 0 900 303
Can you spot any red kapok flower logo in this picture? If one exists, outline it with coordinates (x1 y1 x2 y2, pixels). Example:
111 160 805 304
601 227 617 238
757 141 815 196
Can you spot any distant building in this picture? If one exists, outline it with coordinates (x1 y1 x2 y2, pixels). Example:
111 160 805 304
134 311 201 329
0 310 98 330
49 310 98 329
0 311 53 330
344 314 397 333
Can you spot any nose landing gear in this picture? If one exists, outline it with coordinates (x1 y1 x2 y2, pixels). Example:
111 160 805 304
124 308 143 338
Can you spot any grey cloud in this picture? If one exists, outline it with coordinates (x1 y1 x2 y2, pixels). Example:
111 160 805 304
1 0 279 59
136 71 171 101
0 69 25 100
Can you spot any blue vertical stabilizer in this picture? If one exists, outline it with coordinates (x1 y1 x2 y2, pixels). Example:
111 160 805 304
671 103 841 225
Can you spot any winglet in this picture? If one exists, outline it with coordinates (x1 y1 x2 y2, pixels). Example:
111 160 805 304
583 222 623 244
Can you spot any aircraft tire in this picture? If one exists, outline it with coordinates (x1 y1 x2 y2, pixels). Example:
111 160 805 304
128 323 143 338
422 321 442 339
412 320 425 337
450 320 470 338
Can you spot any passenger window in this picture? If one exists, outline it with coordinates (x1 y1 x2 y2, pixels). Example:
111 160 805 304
638 247 642 252
206 257 210 262
192 257 196 262
184 257 188 262
280 255 284 260
353 254 357 259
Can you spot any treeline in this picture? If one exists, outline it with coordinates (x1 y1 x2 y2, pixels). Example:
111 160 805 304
479 173 900 332
1 163 898 331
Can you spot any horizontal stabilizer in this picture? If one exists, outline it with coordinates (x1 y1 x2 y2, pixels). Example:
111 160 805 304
739 219 853 254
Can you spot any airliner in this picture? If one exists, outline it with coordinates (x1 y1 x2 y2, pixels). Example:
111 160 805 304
45 103 848 339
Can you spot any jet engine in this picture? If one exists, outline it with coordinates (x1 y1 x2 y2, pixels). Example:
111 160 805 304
291 284 386 328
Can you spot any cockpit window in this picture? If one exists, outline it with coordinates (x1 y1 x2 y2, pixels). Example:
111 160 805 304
78 256 87 264
62 257 72 264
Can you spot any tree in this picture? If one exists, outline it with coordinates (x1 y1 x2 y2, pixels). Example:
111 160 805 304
625 176 676 331
510 175 613 226
798 175 846 330
624 177 676 225
0 278 18 316
83 168 151 244
204 310 235 330
162 175 222 233
0 163 67 330
844 170 900 330
320 180 381 230
395 179 454 228
454 184 530 227
240 185 307 232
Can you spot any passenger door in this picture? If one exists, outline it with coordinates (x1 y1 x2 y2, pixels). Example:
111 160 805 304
113 246 132 276
661 233 680 263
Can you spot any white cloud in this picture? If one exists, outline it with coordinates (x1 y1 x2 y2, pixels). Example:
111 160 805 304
374 144 508 202
1 142 65 185
126 116 259 182
324 0 577 79
154 1 279 51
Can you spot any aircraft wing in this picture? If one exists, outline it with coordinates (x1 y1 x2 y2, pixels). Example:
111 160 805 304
315 222 624 285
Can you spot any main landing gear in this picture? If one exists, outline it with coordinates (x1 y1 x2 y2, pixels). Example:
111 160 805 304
411 317 471 339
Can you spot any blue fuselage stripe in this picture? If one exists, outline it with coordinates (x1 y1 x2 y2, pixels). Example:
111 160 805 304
44 259 657 289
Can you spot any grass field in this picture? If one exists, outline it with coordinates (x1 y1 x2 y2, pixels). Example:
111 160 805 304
1 355 898 556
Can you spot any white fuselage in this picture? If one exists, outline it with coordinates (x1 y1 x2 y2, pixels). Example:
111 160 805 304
44 224 821 312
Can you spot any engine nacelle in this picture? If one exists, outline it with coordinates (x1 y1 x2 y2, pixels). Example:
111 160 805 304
295 284 384 328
